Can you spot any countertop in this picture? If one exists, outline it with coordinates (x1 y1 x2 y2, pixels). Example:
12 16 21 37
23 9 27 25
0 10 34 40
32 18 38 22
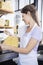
0 50 18 63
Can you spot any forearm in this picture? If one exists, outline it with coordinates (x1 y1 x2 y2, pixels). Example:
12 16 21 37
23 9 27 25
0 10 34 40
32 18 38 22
0 38 38 54
9 46 28 54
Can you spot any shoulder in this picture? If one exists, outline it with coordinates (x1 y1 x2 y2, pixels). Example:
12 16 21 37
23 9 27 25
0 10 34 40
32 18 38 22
31 25 42 42
32 25 42 33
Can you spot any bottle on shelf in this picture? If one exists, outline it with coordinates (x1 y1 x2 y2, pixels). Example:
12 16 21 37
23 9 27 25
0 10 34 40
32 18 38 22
16 24 18 34
14 25 18 35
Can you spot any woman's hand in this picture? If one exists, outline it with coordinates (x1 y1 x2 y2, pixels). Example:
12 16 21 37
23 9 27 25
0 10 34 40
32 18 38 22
0 44 11 50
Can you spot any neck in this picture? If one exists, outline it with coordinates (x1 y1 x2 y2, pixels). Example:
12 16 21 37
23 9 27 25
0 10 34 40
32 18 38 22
26 20 35 33
30 21 35 28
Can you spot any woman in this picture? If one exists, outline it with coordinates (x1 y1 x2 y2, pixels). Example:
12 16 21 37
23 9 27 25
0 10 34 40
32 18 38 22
0 4 42 65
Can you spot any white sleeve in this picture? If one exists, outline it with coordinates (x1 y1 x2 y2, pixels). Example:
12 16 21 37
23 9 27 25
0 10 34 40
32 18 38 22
32 27 42 42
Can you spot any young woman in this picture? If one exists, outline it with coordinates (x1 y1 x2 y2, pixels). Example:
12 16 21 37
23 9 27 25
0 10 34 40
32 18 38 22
0 4 42 65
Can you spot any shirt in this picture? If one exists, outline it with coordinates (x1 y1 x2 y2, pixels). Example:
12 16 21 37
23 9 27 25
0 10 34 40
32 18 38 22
19 23 42 65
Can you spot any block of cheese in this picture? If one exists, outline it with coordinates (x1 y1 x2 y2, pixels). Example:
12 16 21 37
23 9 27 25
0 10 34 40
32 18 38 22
0 1 13 12
0 18 5 26
0 1 2 8
4 36 19 47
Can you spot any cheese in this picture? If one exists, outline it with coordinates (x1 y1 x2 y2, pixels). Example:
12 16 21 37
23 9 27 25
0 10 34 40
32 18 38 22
0 1 13 12
4 36 19 47
0 18 5 26
0 1 2 8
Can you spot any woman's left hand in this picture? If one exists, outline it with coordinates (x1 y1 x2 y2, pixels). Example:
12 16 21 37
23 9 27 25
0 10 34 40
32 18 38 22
0 44 10 50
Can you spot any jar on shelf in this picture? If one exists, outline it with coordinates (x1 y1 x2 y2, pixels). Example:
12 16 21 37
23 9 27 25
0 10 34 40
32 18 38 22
4 19 9 26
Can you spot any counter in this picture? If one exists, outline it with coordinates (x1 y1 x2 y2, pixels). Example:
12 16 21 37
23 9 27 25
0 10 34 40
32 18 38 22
0 50 18 63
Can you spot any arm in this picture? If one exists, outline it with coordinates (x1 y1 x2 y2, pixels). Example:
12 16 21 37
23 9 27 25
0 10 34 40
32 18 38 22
0 38 38 54
10 38 38 54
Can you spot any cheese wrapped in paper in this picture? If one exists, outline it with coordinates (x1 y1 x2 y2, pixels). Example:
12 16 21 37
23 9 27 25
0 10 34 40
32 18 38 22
0 1 13 12
4 36 18 47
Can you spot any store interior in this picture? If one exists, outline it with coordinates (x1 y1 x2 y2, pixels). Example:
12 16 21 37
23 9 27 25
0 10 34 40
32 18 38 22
0 0 43 65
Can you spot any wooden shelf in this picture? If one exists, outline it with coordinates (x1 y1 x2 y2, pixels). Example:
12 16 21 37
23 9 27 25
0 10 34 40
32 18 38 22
0 9 14 14
0 26 13 29
0 14 3 17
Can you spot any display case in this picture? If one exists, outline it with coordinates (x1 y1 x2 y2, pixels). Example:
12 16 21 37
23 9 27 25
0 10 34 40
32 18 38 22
0 0 14 30
0 0 14 44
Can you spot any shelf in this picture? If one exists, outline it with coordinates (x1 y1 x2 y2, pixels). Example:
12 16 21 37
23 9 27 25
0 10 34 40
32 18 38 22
0 14 3 17
0 9 14 14
0 31 4 33
0 26 13 29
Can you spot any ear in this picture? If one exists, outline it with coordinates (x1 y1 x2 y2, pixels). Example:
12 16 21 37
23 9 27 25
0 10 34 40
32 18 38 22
27 11 30 15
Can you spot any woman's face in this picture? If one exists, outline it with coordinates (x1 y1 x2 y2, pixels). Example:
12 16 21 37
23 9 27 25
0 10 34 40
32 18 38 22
22 12 31 25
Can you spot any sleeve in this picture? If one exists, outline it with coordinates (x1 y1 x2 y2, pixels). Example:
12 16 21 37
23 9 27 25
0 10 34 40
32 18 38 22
31 27 42 42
